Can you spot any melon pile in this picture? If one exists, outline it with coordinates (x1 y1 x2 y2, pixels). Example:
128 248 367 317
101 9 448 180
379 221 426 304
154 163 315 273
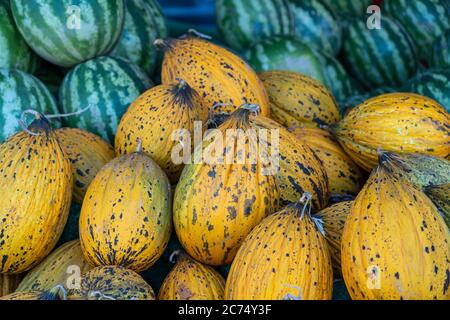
0 0 449 301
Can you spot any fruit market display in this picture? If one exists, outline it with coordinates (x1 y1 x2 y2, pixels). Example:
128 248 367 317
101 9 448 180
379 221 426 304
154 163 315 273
0 0 448 301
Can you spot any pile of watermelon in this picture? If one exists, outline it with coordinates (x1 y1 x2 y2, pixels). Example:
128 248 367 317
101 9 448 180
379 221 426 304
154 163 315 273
0 0 449 300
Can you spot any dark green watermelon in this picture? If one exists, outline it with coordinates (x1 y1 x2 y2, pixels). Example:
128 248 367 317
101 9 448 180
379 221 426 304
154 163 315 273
342 16 418 89
59 56 153 142
430 29 450 69
11 0 125 68
0 1 39 72
339 86 396 116
111 0 167 74
245 35 361 101
215 0 294 51
0 68 59 142
321 0 372 16
246 35 328 84
383 0 450 60
289 0 342 56
402 69 450 113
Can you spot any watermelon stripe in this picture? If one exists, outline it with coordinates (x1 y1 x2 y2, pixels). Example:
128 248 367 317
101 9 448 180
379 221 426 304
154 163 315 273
0 68 59 142
216 0 294 51
430 29 450 68
59 56 153 142
0 2 37 72
11 0 125 68
321 0 372 16
383 0 450 60
402 69 450 113
290 0 342 56
342 16 418 89
110 0 167 74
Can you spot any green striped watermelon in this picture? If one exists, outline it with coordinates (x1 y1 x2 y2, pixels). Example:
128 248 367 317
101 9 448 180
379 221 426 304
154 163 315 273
402 69 450 113
215 0 294 51
59 56 153 142
0 68 59 142
110 0 167 75
321 0 371 16
11 0 125 68
319 53 364 102
0 1 39 73
430 29 450 68
245 35 361 101
342 16 418 89
384 0 450 60
246 35 327 83
289 0 342 56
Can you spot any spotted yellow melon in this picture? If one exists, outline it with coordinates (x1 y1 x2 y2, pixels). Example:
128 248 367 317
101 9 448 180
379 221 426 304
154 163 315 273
333 93 450 171
0 113 72 273
158 251 225 300
56 128 115 203
225 194 333 300
80 144 172 272
115 79 209 183
341 166 450 300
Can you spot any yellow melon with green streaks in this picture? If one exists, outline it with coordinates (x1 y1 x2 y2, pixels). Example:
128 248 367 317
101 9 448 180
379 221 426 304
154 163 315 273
341 166 450 300
316 201 352 277
16 240 92 292
424 183 450 230
292 126 363 196
68 266 155 300
79 148 172 272
0 115 72 274
56 128 115 204
333 93 450 171
115 79 209 184
158 251 225 300
155 35 269 116
173 106 280 266
255 116 329 210
225 195 333 300
260 71 339 128
379 151 450 189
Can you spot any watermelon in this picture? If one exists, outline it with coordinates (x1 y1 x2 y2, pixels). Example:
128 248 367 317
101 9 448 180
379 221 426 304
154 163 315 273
0 68 59 142
59 56 153 142
110 0 167 75
246 35 328 83
35 60 67 100
215 0 294 51
11 0 125 68
342 16 418 89
0 1 39 72
289 0 342 56
430 29 450 69
321 0 371 16
320 53 364 102
383 0 450 60
245 35 361 101
402 69 450 113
